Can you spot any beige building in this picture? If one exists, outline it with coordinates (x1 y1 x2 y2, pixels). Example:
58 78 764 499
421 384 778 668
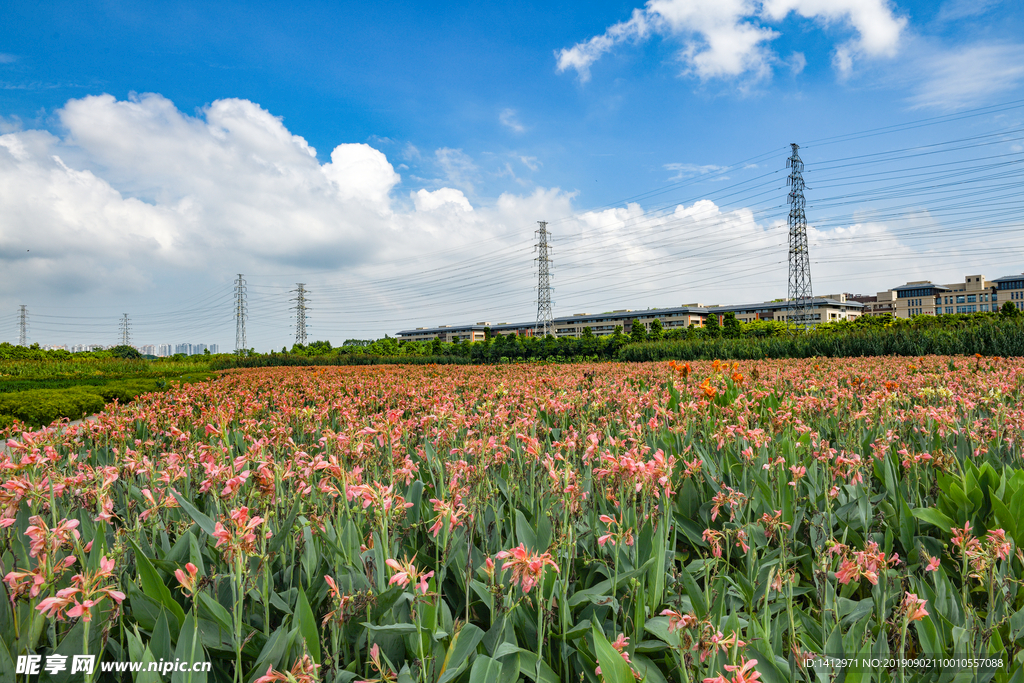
713 294 863 324
396 321 537 343
879 274 1001 318
552 306 707 338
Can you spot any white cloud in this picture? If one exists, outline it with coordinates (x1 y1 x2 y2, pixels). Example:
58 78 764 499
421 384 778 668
788 51 807 75
556 0 904 83
412 187 473 212
499 108 525 133
664 162 726 180
434 147 479 192
0 93 589 344
519 155 540 171
909 43 1024 110
0 54 16 64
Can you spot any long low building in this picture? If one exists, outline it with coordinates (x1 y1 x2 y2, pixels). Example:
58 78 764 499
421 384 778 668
396 296 863 341
712 294 863 324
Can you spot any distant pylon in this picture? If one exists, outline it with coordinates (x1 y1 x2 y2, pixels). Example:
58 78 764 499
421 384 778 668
18 305 27 346
786 143 814 332
234 274 248 354
535 221 553 337
292 283 309 346
119 314 131 346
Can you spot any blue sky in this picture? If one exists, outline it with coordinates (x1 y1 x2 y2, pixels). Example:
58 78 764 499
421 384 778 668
2 0 1024 349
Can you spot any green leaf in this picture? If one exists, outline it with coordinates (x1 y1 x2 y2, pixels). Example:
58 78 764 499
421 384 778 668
362 622 419 635
438 624 485 683
468 655 502 683
172 611 208 683
169 489 217 536
515 509 538 552
592 625 634 683
247 625 299 683
294 586 321 664
128 537 186 629
151 610 174 664
0 637 14 683
196 592 234 636
678 562 708 619
912 507 953 533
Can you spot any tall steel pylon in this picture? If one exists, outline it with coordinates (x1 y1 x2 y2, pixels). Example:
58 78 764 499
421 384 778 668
786 143 814 332
292 283 309 346
535 221 553 337
234 274 248 354
18 305 27 346
119 314 131 346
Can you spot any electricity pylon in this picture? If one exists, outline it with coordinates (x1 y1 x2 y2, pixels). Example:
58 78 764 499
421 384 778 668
234 274 247 354
535 221 553 337
786 143 814 332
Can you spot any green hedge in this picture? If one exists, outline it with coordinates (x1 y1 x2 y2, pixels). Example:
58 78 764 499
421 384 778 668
0 378 182 429
0 388 106 428
618 318 1024 361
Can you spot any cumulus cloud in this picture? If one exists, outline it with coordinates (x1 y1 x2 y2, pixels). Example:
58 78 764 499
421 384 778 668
0 93 595 344
412 187 473 212
555 0 904 83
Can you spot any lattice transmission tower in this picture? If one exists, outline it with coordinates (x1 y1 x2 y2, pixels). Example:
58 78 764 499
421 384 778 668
18 305 27 346
119 314 131 346
234 274 248 354
786 143 814 332
292 283 309 346
535 221 553 337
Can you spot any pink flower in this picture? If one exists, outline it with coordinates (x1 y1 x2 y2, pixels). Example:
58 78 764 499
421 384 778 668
495 543 559 594
660 609 697 633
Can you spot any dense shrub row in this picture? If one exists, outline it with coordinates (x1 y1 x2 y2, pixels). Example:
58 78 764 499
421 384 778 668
0 377 213 429
619 316 1024 361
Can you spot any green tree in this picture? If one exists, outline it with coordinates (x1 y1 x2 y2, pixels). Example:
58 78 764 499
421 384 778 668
109 344 142 359
704 313 721 338
581 326 595 339
1001 300 1019 318
649 318 664 340
722 312 741 339
630 319 647 343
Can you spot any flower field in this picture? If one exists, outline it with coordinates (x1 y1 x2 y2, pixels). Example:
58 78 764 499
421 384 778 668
3 357 1024 683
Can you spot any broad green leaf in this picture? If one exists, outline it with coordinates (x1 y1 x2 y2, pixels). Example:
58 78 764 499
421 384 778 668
294 586 321 664
515 509 538 552
592 625 634 683
196 592 234 635
678 562 708 619
468 655 502 683
437 624 485 683
169 489 217 536
128 537 186 629
151 610 174 664
912 507 953 533
171 611 208 683
0 638 13 683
